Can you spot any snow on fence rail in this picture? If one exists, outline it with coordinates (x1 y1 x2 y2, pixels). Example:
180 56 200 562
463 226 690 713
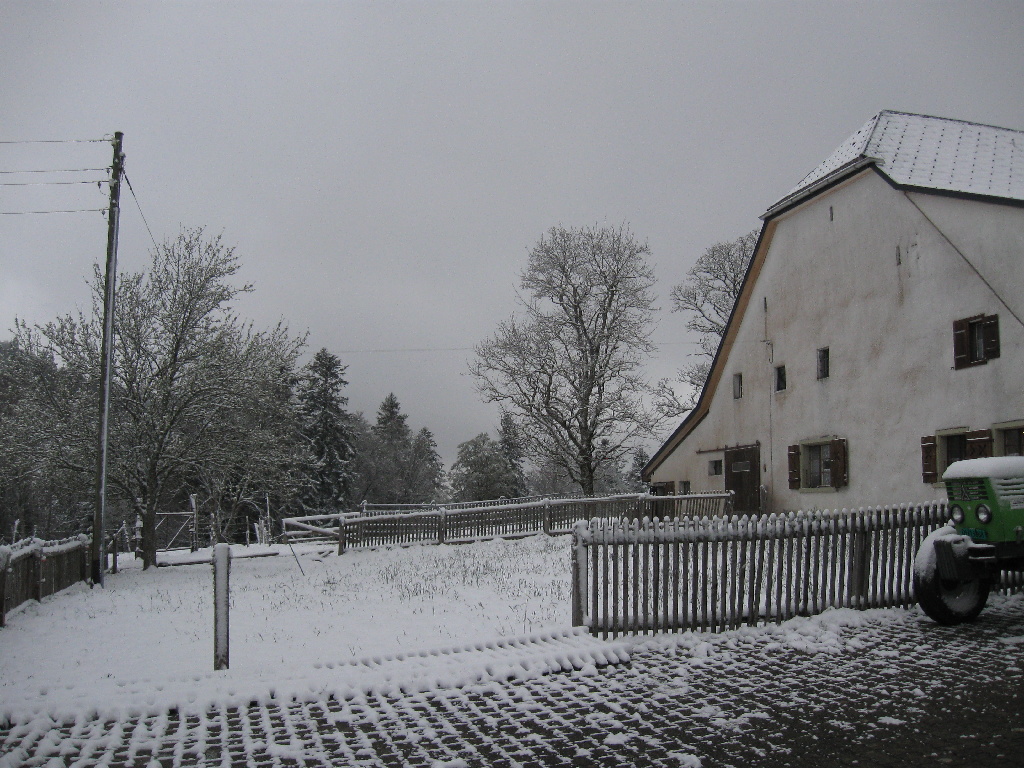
281 492 734 551
358 493 584 516
0 535 90 627
572 503 1024 638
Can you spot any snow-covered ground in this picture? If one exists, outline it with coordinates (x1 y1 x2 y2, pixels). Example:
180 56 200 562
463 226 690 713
3 534 1023 767
0 535 576 722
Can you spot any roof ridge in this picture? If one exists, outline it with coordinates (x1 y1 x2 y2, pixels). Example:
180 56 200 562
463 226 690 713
876 109 1024 136
770 110 1024 215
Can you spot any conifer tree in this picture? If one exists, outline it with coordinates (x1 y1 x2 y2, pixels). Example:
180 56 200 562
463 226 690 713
297 348 354 511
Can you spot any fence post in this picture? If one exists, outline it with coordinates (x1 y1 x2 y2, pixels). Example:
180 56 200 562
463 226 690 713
438 509 447 545
543 499 552 535
134 512 143 559
213 543 231 670
33 549 44 602
571 523 584 627
337 515 347 555
0 548 9 628
190 494 199 552
110 532 119 574
848 511 870 608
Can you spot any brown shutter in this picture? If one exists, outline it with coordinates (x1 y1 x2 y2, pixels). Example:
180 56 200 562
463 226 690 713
788 444 801 490
982 315 1000 360
952 319 970 369
965 429 993 459
830 438 848 488
921 435 938 483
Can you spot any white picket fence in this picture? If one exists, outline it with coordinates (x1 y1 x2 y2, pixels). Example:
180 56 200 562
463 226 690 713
571 503 1024 637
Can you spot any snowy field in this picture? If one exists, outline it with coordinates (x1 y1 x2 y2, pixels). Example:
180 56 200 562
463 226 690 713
0 535 575 721
4 533 1023 768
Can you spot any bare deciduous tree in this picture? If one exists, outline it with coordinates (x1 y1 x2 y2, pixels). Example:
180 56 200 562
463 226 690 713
666 228 758 411
10 228 306 566
470 224 664 495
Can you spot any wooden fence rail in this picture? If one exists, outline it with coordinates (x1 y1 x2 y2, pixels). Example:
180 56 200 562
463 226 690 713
282 492 735 551
0 535 90 628
358 493 584 516
572 503 1024 637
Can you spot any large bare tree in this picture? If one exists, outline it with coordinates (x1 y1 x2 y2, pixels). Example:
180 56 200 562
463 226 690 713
667 228 758 410
470 224 664 495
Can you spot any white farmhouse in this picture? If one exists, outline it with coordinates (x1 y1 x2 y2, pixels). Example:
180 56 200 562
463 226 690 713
644 111 1024 513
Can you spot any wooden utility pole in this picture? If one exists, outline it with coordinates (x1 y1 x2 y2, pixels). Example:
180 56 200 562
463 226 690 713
92 132 124 586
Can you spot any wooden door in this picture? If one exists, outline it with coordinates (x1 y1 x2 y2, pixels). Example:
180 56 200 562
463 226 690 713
725 445 761 513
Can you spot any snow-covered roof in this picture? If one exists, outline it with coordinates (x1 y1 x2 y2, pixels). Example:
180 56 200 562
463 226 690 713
766 111 1024 216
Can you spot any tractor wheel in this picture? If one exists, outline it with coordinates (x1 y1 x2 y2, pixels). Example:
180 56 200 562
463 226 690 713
913 529 990 625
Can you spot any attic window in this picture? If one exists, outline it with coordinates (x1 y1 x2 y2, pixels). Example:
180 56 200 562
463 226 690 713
775 365 787 392
953 315 999 369
817 348 830 380
733 373 743 399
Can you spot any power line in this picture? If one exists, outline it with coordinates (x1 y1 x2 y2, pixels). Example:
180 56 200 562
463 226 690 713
123 172 159 251
337 346 474 354
0 138 110 145
334 340 700 355
0 179 107 187
0 207 107 215
0 167 110 175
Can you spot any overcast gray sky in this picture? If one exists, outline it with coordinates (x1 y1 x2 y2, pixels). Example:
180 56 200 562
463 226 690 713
2 1 1022 466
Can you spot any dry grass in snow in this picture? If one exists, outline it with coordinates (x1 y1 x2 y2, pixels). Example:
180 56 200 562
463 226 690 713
0 534 571 720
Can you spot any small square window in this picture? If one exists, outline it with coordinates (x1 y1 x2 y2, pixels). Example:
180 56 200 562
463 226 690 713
680 480 692 495
817 347 830 380
732 373 743 399
708 459 723 476
775 365 787 392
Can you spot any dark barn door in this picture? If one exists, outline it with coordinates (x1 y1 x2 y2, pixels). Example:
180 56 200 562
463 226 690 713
724 445 761 513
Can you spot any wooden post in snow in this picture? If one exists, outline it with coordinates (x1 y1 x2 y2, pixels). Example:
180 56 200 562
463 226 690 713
213 543 231 670
189 494 199 552
571 522 586 628
0 548 9 628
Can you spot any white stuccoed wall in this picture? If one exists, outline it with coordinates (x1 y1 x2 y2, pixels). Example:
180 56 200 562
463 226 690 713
652 168 1024 510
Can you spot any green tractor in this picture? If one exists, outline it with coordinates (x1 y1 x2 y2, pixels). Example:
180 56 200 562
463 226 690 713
914 456 1024 625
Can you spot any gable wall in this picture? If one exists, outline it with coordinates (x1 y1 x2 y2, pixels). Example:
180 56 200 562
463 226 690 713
651 170 1024 510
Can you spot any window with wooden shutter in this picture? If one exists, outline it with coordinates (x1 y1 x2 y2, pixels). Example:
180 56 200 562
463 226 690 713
954 314 1000 369
952 318 972 369
788 444 801 489
982 315 1000 360
965 429 993 460
829 438 848 488
921 435 937 483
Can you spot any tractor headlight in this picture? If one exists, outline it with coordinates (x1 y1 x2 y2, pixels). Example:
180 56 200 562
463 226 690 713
976 504 993 524
950 504 965 524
